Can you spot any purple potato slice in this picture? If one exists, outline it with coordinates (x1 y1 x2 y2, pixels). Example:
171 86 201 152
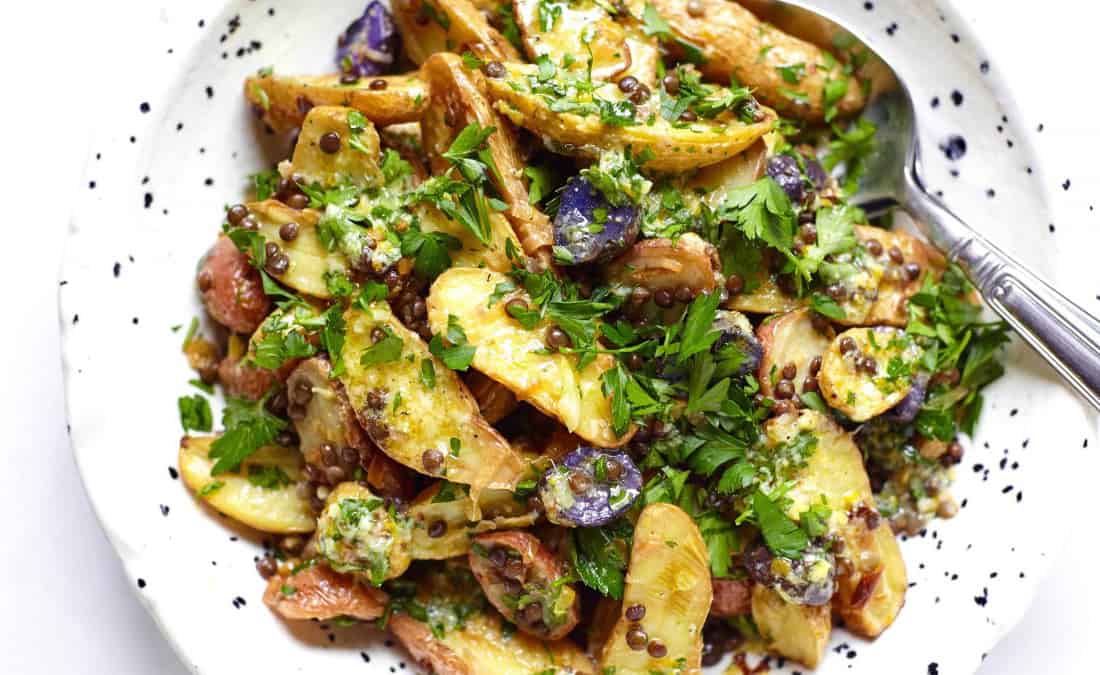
712 310 764 378
539 447 641 527
553 178 639 265
743 542 836 607
336 1 398 77
884 372 929 425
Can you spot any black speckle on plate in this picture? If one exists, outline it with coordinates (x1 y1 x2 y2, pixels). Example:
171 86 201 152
863 1 873 9
1063 179 1072 190
176 122 184 132
89 180 97 189
980 61 990 74
950 33 960 43
168 466 179 479
204 178 214 186
939 135 967 160
951 90 964 106
137 578 147 589
205 85 215 99
144 192 154 209
931 96 940 109
113 262 121 277
160 504 170 516
139 102 151 113
885 22 898 36
986 188 996 198
928 663 940 675
974 587 989 607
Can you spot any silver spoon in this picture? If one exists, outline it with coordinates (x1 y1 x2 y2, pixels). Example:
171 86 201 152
745 0 1100 411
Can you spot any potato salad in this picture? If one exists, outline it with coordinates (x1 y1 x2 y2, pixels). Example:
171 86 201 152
177 1 1009 671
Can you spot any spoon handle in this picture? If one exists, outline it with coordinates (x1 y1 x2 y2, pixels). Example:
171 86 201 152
904 171 1100 412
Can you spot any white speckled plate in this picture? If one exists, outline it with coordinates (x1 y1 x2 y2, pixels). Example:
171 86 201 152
59 1 1097 673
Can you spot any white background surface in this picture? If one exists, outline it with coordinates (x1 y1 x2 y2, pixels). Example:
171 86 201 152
1 0 1097 673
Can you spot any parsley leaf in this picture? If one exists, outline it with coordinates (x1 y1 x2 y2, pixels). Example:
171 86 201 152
678 292 721 361
360 331 403 366
208 394 288 475
752 490 808 559
572 522 633 600
248 465 292 489
428 315 477 371
178 393 212 432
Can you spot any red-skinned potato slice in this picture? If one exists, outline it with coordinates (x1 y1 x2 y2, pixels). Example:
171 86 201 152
366 452 421 500
599 504 712 673
756 308 832 399
711 578 752 618
217 349 280 401
263 563 387 621
389 564 595 675
468 531 581 640
391 0 521 65
286 357 371 469
338 302 524 502
605 232 720 294
513 0 631 81
245 73 428 134
641 0 865 122
420 52 551 265
465 370 519 424
197 236 271 335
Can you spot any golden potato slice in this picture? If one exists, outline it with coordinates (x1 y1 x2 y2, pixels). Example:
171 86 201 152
427 268 632 447
756 308 832 398
485 62 776 171
245 200 347 299
728 226 940 326
598 503 711 673
619 22 661 89
263 563 387 622
643 0 865 122
513 0 631 81
605 232 720 294
751 584 831 668
407 481 537 560
178 436 315 534
833 516 908 637
687 137 770 201
389 565 595 674
315 482 413 584
764 410 907 639
391 0 521 65
818 327 922 422
286 106 382 188
420 53 551 264
338 303 524 498
245 73 428 134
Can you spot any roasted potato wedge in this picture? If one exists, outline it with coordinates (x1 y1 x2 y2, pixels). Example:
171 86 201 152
178 436 315 534
245 72 428 133
605 232 720 294
818 327 922 422
465 370 519 424
469 531 581 640
286 106 382 188
485 62 776 171
427 268 632 447
765 410 907 639
263 562 387 622
408 481 537 560
420 52 551 263
619 21 661 89
339 302 525 498
756 308 832 398
244 200 345 299
598 503 711 673
286 357 371 470
729 226 940 326
513 0 631 81
315 482 413 584
391 0 521 65
642 0 865 122
391 0 519 65
751 584 831 668
390 564 595 674
688 136 771 200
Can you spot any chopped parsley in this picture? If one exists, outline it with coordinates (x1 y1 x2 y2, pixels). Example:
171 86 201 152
208 393 287 475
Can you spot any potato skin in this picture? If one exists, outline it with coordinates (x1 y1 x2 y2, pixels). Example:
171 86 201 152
198 236 271 335
263 563 387 621
245 73 428 134
646 0 865 122
710 578 752 618
391 0 520 65
468 531 581 640
606 232 720 294
420 53 551 264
